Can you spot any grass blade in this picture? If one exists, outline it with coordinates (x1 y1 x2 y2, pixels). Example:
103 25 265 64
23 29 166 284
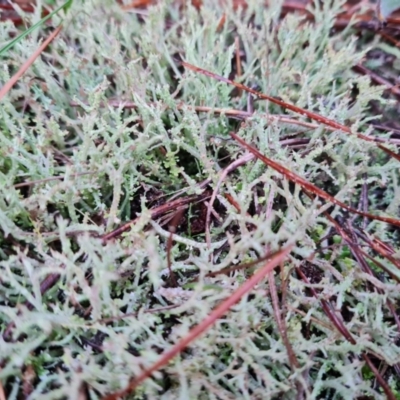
0 0 72 56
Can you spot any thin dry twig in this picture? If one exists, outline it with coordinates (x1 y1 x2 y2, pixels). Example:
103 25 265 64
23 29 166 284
205 252 275 279
13 171 94 188
316 206 400 333
206 152 255 249
353 64 400 97
101 193 210 243
296 267 396 400
0 24 63 101
180 60 400 161
267 271 299 370
94 305 179 325
0 376 5 400
234 36 242 97
70 100 400 145
231 132 400 228
3 271 62 341
166 209 185 287
354 229 400 271
102 246 292 400
70 100 400 144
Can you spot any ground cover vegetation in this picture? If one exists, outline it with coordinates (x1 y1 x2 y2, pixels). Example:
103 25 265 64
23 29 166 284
1 0 400 398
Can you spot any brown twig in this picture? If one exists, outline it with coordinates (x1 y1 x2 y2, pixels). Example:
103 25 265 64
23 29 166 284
268 271 299 370
180 60 400 161
94 305 179 325
70 100 400 145
3 271 62 341
234 36 242 97
205 152 255 249
0 24 63 101
354 229 400 271
166 209 185 287
101 193 209 243
230 132 400 228
102 246 292 400
13 171 94 188
205 251 276 278
353 64 400 97
296 267 396 400
0 375 5 400
322 210 400 334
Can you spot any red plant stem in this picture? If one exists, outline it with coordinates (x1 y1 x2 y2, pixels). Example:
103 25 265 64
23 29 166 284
102 245 292 400
181 60 400 162
0 24 62 101
101 193 209 243
296 267 396 400
230 132 400 228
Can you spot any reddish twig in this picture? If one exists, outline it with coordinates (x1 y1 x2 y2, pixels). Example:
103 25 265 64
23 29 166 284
206 152 254 249
320 209 400 333
0 376 5 400
180 60 400 161
70 100 400 145
13 171 95 188
353 64 400 97
3 271 62 341
101 193 209 243
102 245 292 399
0 24 63 101
268 271 299 369
354 229 400 271
166 209 185 287
296 267 396 400
230 132 400 228
234 36 242 96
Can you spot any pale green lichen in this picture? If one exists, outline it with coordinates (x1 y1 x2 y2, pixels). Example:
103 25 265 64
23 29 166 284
0 0 399 398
